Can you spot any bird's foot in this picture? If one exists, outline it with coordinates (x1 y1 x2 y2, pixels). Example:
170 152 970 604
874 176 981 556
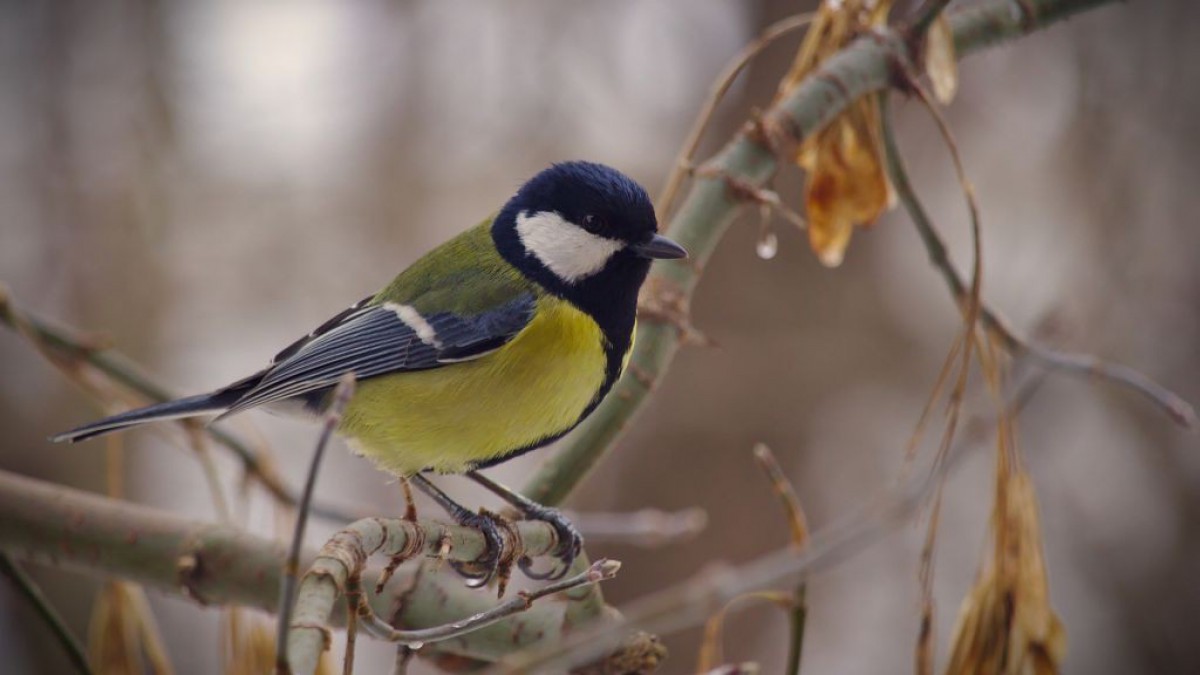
464 471 585 581
515 503 583 581
449 508 515 596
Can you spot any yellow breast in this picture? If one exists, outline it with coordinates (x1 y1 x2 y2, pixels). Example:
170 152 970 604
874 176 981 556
338 295 608 476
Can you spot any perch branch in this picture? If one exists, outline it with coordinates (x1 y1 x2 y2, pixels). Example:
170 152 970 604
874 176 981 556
347 559 618 645
284 511 612 675
0 469 605 665
521 0 1122 510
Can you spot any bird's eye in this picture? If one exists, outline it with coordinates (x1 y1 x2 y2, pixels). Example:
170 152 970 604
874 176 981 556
581 214 603 234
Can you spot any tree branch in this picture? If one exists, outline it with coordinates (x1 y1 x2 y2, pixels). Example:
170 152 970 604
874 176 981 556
877 92 1196 428
0 469 593 664
521 0 1122 508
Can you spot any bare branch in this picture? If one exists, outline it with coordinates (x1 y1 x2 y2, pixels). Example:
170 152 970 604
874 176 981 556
0 469 585 665
284 512 600 674
499 372 1048 672
877 94 1195 428
520 0 1122 510
568 507 708 548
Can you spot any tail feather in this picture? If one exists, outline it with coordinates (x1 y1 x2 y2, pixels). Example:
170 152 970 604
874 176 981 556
52 390 239 443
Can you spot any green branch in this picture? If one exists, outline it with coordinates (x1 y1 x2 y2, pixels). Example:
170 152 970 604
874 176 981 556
522 0 1119 508
0 469 592 664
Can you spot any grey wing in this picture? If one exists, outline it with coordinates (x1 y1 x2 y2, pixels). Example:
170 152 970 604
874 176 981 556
218 294 536 417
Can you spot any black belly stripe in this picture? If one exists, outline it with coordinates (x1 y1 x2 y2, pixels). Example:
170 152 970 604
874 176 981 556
471 325 630 471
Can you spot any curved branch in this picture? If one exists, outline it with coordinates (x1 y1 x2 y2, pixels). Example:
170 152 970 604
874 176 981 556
521 0 1122 508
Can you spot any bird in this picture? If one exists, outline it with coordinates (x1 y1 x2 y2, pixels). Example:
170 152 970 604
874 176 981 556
53 160 687 587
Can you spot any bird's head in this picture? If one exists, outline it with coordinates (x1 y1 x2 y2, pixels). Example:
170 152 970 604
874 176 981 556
493 162 686 307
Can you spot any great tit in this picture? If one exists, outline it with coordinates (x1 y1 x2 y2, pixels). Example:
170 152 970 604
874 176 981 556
54 161 687 585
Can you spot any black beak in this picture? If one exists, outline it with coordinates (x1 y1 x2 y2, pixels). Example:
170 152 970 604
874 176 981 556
632 233 688 260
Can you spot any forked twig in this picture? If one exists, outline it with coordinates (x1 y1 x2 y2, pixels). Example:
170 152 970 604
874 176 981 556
751 444 810 675
878 93 1195 428
500 372 1049 673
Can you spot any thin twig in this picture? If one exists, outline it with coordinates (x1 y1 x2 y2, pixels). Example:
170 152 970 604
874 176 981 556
878 94 1195 428
185 425 231 523
751 444 809 675
695 591 793 672
656 12 815 222
901 334 964 475
893 71 987 672
0 552 93 675
568 507 708 548
692 446 812 673
286 515 567 673
348 559 619 645
752 444 809 549
500 371 1050 673
0 291 365 522
275 374 356 675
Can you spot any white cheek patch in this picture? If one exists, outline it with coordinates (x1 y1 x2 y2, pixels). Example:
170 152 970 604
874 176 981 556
515 210 624 283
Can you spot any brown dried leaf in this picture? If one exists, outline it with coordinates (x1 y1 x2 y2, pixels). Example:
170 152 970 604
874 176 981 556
798 97 893 267
944 470 1065 675
773 0 895 267
925 14 959 105
775 0 892 100
88 581 175 675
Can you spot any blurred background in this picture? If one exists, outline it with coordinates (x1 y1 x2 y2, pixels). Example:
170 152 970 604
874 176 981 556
1 1 1198 673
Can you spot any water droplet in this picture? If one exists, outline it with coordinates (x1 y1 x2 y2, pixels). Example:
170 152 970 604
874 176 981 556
406 641 424 651
756 232 778 260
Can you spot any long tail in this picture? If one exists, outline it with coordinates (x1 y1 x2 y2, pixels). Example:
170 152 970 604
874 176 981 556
52 387 247 443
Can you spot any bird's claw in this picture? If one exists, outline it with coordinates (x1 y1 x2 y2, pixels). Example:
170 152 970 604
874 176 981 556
516 504 583 581
449 509 508 590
